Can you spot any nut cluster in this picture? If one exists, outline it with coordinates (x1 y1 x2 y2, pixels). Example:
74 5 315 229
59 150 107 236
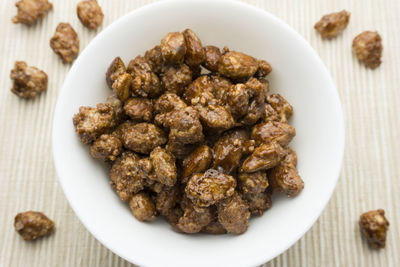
73 29 303 235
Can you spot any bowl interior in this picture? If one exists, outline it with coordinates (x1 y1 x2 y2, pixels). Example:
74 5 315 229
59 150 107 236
52 1 344 266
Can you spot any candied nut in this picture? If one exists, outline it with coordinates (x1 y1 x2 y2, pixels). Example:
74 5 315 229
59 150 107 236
202 45 221 72
183 29 205 67
267 94 293 122
154 92 187 114
128 56 161 98
149 147 177 187
129 192 157 222
161 32 187 64
112 120 134 140
242 191 271 216
182 145 213 180
238 78 267 125
256 60 272 77
252 121 296 147
131 70 161 98
124 98 153 122
263 104 280 122
183 75 214 104
185 169 236 207
106 93 125 123
202 220 227 235
110 152 147 201
112 73 132 102
195 104 235 132
157 107 204 145
77 0 104 30
227 84 250 119
90 134 122 161
72 103 116 144
269 166 303 197
105 57 126 89
10 61 48 99
268 150 304 197
165 205 184 225
12 0 52 25
246 77 269 98
352 31 383 69
144 45 164 74
121 123 167 154
213 129 249 174
210 75 232 104
238 171 269 194
165 140 198 160
153 109 175 129
50 23 80 63
217 192 250 235
155 185 180 216
285 147 298 167
314 10 350 39
177 205 213 234
218 51 258 80
161 64 192 96
359 209 389 249
127 55 152 74
14 211 54 241
242 142 286 172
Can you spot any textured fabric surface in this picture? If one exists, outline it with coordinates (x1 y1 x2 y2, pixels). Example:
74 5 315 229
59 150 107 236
1 0 399 266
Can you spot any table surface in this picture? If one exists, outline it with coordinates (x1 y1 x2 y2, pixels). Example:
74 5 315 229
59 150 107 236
1 0 399 266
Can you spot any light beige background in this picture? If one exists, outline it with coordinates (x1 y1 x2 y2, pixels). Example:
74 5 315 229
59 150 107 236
1 0 399 266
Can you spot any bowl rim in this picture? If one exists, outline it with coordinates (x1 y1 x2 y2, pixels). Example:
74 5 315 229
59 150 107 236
52 0 345 266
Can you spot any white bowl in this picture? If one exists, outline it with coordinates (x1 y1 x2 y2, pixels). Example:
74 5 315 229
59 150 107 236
52 0 344 266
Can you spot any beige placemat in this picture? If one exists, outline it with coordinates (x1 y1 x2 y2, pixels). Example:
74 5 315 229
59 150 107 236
1 0 399 266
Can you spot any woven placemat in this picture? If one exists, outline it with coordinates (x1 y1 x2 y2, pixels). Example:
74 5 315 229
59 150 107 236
0 0 399 266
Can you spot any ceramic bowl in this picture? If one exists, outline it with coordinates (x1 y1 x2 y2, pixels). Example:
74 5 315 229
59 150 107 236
52 1 344 266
